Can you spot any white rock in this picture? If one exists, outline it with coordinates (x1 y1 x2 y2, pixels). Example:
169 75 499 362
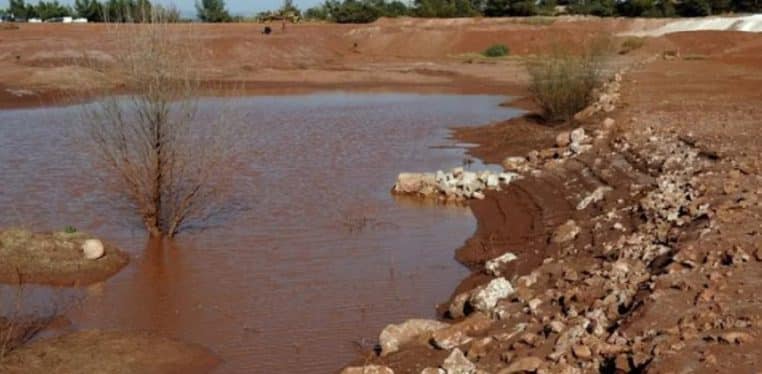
570 142 592 154
485 252 518 276
442 348 476 374
472 191 486 200
459 171 478 186
603 117 616 129
469 277 515 313
502 156 527 172
394 173 436 194
379 319 449 356
82 239 105 260
527 298 542 313
499 172 521 184
570 128 587 146
421 368 446 374
341 365 395 374
577 186 613 210
485 174 500 188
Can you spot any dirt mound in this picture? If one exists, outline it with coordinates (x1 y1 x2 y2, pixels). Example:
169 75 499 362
0 229 129 286
0 330 220 373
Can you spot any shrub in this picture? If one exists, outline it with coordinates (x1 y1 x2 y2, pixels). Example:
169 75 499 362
619 36 645 55
63 225 77 234
484 44 510 57
80 23 240 238
527 41 609 123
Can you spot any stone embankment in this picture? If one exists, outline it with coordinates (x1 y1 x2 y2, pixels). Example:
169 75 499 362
345 68 762 373
393 168 522 201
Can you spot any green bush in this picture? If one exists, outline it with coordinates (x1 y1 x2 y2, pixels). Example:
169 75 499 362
483 44 510 57
63 225 78 234
527 41 609 123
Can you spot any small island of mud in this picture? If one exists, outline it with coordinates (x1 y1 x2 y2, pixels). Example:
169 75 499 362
0 229 129 286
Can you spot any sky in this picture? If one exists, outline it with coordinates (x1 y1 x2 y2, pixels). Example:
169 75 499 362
0 0 326 15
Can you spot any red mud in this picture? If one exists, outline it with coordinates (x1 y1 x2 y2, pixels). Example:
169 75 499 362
1 17 761 374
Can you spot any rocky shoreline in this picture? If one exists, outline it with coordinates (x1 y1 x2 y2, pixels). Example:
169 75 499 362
343 59 762 373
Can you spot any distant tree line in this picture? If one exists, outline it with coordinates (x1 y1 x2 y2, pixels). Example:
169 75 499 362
0 0 182 22
301 0 762 23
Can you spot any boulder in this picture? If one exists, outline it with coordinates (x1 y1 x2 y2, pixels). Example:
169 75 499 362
469 278 515 313
570 128 587 146
551 220 580 244
341 365 395 374
394 173 436 195
82 239 105 260
485 252 518 276
442 348 476 374
379 319 449 356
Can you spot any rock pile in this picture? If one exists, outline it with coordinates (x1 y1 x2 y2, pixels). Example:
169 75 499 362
502 125 598 175
347 67 760 374
393 167 521 201
574 72 623 121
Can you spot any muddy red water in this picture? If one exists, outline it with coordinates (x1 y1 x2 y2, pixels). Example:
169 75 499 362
0 93 520 373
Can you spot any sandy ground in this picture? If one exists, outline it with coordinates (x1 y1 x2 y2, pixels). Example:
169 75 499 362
1 16 761 374
0 17 666 109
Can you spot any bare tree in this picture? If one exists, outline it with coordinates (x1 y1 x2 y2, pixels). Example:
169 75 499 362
80 21 239 238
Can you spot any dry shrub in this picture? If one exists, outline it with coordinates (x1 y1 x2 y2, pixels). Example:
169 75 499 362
0 23 20 31
79 22 241 238
619 36 646 55
527 39 611 123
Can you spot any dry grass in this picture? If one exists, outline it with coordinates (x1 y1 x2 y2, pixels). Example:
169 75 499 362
526 39 610 123
0 229 128 286
0 331 220 373
619 36 646 55
0 285 62 362
510 16 556 26
0 23 20 31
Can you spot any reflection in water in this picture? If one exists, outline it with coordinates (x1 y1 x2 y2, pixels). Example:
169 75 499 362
0 93 520 373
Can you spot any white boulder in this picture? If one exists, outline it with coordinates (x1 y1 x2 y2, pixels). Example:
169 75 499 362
341 365 394 374
379 319 449 356
469 277 515 313
82 239 105 260
485 252 518 276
